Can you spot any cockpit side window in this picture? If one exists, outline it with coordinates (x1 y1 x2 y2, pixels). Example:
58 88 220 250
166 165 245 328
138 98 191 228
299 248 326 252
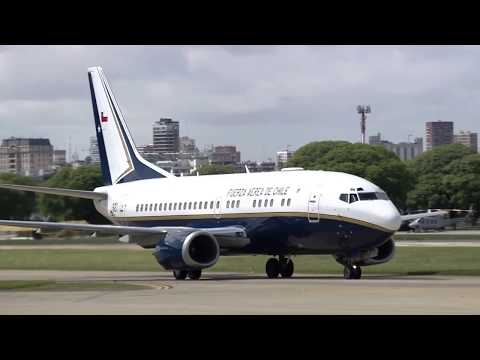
358 192 377 201
339 194 348 203
349 193 359 203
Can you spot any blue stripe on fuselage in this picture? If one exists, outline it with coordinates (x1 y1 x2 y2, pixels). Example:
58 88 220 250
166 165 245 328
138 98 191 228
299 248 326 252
117 216 392 255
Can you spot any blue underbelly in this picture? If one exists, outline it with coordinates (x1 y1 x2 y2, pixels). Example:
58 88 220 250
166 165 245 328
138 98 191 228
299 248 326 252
117 216 393 255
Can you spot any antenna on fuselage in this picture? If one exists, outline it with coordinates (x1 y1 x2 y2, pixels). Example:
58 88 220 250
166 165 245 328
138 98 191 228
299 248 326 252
245 165 250 173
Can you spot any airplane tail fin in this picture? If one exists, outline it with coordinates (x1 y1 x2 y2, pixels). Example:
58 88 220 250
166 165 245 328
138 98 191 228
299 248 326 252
87 66 173 185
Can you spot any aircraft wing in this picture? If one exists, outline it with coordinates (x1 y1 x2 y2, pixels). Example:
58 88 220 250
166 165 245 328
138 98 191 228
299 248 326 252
0 183 107 201
0 220 249 249
400 211 448 222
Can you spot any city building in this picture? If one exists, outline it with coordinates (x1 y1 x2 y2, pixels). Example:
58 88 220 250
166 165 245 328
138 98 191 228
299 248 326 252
454 131 478 153
425 121 454 151
180 136 198 154
239 161 276 173
0 137 53 177
276 150 295 170
53 150 67 166
89 136 100 164
210 146 241 166
153 118 180 154
369 133 423 161
389 138 424 161
137 144 161 164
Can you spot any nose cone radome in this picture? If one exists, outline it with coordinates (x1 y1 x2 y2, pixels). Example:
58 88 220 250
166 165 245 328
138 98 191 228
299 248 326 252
377 202 402 232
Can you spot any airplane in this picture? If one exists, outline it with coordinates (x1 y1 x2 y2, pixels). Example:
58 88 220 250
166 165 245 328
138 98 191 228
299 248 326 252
400 209 471 232
0 66 402 280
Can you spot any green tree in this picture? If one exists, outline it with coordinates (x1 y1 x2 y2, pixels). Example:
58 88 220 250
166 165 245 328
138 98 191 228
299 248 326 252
0 173 39 220
197 164 236 175
38 166 109 224
288 141 415 209
406 145 480 213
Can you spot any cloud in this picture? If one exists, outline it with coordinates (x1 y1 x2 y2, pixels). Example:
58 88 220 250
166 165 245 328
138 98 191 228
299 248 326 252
0 45 479 161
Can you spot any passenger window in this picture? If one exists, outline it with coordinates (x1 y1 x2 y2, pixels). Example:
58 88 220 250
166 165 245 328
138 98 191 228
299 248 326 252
145 204 148 210
281 199 285 206
253 199 257 208
178 203 182 210
169 203 172 211
264 199 268 207
184 202 188 209
287 198 291 206
148 204 151 211
204 201 208 209
164 203 167 211
216 201 220 209
210 201 214 209
339 194 348 203
159 203 163 211
199 201 203 210
194 202 197 210
136 204 139 212
140 204 143 211
270 199 274 207
154 204 157 211
349 194 359 203
174 203 177 210
236 200 240 208
226 200 230 209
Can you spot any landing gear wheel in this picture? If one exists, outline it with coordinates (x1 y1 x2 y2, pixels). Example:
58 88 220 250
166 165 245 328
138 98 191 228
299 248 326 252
353 265 362 279
266 258 280 278
280 259 294 278
173 270 188 280
343 265 362 280
188 269 202 280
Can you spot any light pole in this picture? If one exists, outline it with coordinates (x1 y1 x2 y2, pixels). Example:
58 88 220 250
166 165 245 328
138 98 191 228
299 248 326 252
357 105 371 144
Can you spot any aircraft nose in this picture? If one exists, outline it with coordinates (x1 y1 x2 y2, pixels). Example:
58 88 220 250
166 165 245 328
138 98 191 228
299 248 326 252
377 202 402 232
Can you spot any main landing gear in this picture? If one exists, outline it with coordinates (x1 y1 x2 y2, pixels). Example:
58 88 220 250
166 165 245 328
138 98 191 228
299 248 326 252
173 269 202 280
265 256 294 279
343 265 362 280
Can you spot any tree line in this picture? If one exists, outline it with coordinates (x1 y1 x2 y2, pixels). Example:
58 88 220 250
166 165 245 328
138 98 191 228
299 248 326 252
0 142 478 223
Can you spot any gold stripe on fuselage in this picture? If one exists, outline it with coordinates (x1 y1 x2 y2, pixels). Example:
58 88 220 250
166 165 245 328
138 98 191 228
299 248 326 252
114 211 394 233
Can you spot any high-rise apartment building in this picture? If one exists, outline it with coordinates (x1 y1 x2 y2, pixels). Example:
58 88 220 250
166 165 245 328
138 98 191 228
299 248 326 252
425 121 454 151
454 131 478 153
0 138 53 177
153 118 180 154
276 150 295 170
210 146 241 165
368 133 423 161
53 150 67 166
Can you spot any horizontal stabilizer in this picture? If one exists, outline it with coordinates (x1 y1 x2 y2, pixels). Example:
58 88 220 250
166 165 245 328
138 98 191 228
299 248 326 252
0 184 107 201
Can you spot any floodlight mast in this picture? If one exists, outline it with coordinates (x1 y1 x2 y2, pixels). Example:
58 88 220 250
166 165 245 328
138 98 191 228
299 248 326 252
357 105 371 144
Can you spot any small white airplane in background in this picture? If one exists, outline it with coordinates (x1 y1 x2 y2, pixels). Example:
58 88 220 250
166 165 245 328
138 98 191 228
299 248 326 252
400 209 472 232
0 67 402 280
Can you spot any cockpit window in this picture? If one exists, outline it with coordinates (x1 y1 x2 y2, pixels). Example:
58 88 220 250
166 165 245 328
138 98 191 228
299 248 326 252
349 194 359 203
376 192 389 200
358 192 377 200
339 194 348 203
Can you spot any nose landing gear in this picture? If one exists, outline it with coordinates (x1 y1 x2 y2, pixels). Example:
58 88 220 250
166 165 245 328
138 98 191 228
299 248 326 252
343 265 362 280
265 256 294 279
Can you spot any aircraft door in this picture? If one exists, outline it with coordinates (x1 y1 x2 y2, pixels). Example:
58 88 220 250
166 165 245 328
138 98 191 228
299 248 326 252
308 193 321 223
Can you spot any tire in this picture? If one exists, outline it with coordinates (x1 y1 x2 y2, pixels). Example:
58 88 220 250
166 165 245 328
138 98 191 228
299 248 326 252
266 258 280 278
188 269 202 280
173 270 188 280
280 259 294 278
353 265 362 279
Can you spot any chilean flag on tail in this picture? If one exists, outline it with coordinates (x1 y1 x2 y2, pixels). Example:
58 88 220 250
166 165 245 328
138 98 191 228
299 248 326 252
101 112 108 123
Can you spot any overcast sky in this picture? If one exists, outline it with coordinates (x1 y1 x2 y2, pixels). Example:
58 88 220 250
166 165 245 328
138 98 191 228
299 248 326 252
1 45 479 161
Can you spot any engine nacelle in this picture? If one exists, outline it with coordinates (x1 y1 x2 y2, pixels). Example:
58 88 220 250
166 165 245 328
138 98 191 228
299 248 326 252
153 230 220 270
334 238 396 267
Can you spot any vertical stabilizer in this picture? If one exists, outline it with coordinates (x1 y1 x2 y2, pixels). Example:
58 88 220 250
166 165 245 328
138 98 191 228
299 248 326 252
88 66 173 185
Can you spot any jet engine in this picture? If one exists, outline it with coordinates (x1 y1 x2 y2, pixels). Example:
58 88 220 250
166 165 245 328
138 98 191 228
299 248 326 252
153 230 220 270
334 238 395 267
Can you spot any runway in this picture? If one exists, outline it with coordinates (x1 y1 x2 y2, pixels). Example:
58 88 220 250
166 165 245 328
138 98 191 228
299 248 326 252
1 270 480 314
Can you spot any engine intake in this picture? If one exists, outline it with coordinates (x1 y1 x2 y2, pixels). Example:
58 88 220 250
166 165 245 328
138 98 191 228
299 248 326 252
334 238 396 267
154 230 220 270
182 231 220 268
